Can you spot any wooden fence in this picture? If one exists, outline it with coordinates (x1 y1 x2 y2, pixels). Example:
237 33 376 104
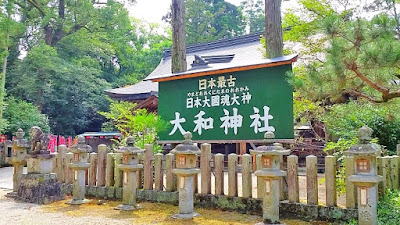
51 143 400 208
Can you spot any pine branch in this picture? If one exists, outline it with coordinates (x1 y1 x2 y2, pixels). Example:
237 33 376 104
27 0 46 17
346 61 389 95
349 90 383 103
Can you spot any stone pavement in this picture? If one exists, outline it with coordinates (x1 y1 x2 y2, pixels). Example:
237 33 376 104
0 166 27 190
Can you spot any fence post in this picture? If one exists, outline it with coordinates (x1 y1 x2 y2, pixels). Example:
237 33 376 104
228 153 238 197
57 145 66 183
214 153 224 195
66 152 73 184
381 156 390 191
154 153 163 191
378 156 389 196
345 156 356 208
242 153 252 198
256 154 263 199
52 152 59 176
325 155 337 207
397 144 400 156
287 155 299 203
114 153 122 188
144 144 153 190
89 152 97 186
105 153 115 187
97 144 107 186
390 156 399 190
165 153 175 192
200 143 212 194
306 155 318 205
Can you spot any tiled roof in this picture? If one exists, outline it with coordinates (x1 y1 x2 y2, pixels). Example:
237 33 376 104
104 80 158 96
106 32 296 95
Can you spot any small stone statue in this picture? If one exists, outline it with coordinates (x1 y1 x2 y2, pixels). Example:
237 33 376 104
29 126 50 155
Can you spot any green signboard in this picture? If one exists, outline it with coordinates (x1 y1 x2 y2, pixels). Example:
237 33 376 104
158 65 294 141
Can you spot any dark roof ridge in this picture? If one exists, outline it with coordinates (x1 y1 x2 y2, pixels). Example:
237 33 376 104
162 32 263 59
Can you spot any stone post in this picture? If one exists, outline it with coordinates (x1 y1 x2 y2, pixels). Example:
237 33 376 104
66 152 73 184
287 155 299 203
346 126 383 225
325 155 337 207
154 153 163 191
256 154 263 199
242 154 252 198
251 132 290 224
97 144 107 186
6 128 28 198
88 152 97 186
115 137 144 211
57 145 66 183
390 156 399 190
143 144 153 190
382 156 390 190
397 144 400 156
66 136 92 205
165 153 175 192
214 153 224 195
114 153 122 188
228 153 238 197
306 155 318 205
200 143 211 195
345 156 356 208
105 153 115 187
171 132 201 219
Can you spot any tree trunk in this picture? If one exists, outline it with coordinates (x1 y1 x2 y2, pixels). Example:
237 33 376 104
171 0 187 73
265 0 283 58
0 32 9 123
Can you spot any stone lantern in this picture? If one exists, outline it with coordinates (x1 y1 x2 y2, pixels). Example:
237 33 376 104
171 132 201 219
346 126 382 225
115 136 144 211
250 131 290 224
66 135 92 205
6 128 29 197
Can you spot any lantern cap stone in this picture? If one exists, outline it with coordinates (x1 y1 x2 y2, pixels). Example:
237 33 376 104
171 132 201 155
116 136 144 154
14 128 29 148
16 128 25 139
250 131 290 155
70 135 92 153
346 125 381 156
358 125 373 144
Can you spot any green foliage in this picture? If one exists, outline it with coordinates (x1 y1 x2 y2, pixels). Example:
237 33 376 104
323 100 400 154
99 100 168 150
2 97 50 137
285 0 400 103
240 0 265 33
163 0 247 44
3 0 170 136
377 190 400 225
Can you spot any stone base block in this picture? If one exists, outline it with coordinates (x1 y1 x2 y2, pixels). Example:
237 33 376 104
17 173 63 204
66 199 91 205
172 212 200 219
255 223 286 225
114 204 142 211
5 191 18 198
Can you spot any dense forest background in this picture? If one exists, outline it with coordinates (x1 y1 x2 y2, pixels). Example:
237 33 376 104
1 0 400 154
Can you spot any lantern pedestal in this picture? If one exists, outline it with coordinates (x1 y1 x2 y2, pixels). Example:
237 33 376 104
115 164 144 211
345 126 383 225
254 170 286 224
172 168 200 219
6 158 25 198
66 162 91 205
